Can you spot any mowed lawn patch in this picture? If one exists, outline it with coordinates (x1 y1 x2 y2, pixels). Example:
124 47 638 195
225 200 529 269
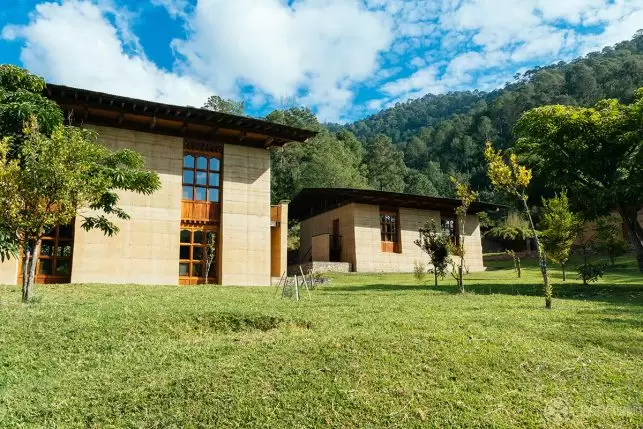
1 256 641 428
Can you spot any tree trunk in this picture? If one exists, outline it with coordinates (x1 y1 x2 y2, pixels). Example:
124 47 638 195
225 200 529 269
21 245 31 303
522 198 551 309
26 240 41 300
561 263 566 282
618 205 643 273
434 270 438 288
458 262 464 293
516 258 521 278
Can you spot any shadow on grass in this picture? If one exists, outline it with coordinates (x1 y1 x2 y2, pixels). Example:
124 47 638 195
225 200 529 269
328 281 643 306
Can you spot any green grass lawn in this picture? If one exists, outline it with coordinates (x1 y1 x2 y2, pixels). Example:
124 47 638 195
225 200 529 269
1 256 642 428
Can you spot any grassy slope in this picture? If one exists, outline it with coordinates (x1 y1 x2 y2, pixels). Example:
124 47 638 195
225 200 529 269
0 256 641 428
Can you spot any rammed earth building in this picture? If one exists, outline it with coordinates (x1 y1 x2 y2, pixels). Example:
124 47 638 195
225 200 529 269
0 85 316 286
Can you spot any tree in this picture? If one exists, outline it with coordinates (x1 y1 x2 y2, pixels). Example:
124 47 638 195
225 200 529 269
484 142 553 309
514 89 643 272
203 95 245 116
539 193 583 281
364 134 405 192
414 219 450 287
450 177 478 293
204 231 216 284
0 66 160 302
486 212 534 242
267 107 369 203
595 216 631 266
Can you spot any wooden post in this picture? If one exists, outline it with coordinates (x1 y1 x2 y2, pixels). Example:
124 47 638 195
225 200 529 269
274 271 286 297
300 266 312 300
295 275 300 301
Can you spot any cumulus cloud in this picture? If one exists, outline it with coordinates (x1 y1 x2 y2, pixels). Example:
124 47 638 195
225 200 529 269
377 0 643 105
171 0 392 121
2 1 210 106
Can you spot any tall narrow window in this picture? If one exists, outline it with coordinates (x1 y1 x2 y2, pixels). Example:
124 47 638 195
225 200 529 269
182 153 221 203
179 228 217 283
380 210 401 253
441 218 458 245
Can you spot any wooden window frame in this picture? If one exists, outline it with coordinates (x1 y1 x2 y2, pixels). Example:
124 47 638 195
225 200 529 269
380 209 401 253
179 226 218 285
19 224 74 284
182 150 222 204
441 217 459 246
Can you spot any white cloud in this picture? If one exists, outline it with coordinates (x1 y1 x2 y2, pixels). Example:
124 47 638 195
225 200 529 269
171 0 393 121
150 0 189 19
375 0 642 107
2 1 210 106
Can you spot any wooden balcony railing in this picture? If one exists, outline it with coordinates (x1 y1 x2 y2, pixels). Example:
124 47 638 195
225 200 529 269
181 201 220 223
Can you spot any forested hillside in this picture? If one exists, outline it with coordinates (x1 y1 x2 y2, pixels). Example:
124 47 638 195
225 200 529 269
269 32 643 204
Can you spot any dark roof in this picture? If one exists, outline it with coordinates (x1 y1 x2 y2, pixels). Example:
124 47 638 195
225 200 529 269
45 84 317 148
289 188 504 221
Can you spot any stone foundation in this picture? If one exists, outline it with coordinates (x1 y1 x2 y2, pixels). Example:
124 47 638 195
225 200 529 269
288 261 352 276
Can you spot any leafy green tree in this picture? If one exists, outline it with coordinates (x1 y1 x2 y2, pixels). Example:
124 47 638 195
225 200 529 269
539 193 583 281
336 32 643 205
514 89 643 272
0 64 63 154
414 219 450 287
364 134 405 192
404 169 438 196
595 216 631 266
267 108 369 203
484 142 553 309
0 66 160 302
450 177 478 293
203 95 245 115
486 212 534 242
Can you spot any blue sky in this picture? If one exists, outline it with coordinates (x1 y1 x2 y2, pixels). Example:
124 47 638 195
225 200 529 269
1 0 642 122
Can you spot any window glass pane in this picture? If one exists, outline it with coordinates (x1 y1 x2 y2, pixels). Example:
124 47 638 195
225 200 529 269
44 227 56 238
180 230 191 243
183 170 194 184
41 240 55 256
59 225 73 238
195 187 207 201
183 186 194 200
192 263 203 277
196 171 207 186
57 243 72 257
209 173 220 187
207 262 216 277
210 157 220 171
208 189 220 203
193 246 203 261
179 262 190 276
180 245 190 260
39 259 53 275
183 155 194 168
193 231 204 244
196 156 207 169
56 260 70 275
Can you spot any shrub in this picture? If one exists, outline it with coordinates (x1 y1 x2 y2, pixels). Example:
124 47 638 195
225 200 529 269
413 260 426 283
577 263 606 285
